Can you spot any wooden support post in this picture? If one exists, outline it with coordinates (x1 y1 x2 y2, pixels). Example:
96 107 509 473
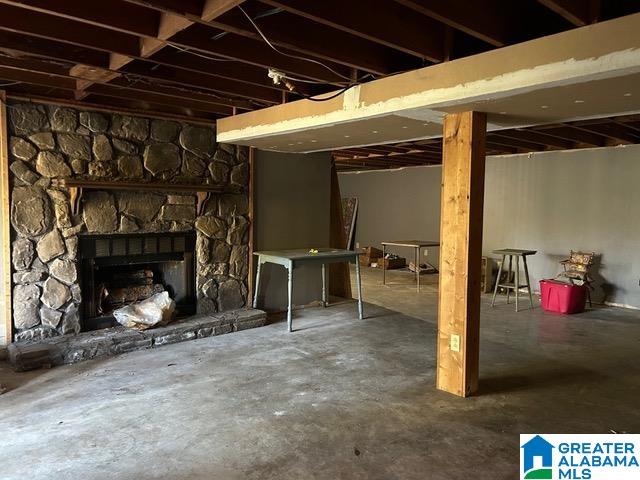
247 147 256 305
437 111 486 397
329 161 352 299
0 91 11 345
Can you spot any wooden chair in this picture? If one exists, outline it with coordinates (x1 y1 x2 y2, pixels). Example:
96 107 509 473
557 250 595 306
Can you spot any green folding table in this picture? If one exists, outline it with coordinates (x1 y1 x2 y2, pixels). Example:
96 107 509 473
253 249 363 332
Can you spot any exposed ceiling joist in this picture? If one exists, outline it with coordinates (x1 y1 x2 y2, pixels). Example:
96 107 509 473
332 114 640 171
0 29 285 95
126 0 417 75
0 61 234 115
0 54 250 109
537 0 595 26
0 3 140 56
505 129 576 149
391 0 513 47
0 44 281 108
8 87 218 123
532 125 607 147
0 0 159 35
260 0 445 62
0 0 637 124
570 122 640 144
0 0 350 86
79 0 245 94
488 133 549 152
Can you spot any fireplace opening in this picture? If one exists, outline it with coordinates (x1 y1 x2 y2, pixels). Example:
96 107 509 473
79 232 196 331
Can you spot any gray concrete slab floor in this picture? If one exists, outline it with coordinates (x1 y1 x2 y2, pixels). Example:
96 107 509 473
1 267 639 479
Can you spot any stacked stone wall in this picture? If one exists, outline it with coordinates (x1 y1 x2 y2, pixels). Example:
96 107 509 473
8 103 249 341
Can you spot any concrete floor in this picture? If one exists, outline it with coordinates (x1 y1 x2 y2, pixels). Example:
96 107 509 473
1 267 640 479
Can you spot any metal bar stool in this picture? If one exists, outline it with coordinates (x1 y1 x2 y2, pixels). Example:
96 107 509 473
491 249 537 311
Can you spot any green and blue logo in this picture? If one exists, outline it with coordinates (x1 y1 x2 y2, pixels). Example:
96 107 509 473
521 435 554 479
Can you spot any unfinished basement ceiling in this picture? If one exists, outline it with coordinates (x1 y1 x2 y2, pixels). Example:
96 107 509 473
332 113 640 171
217 13 640 153
0 0 638 123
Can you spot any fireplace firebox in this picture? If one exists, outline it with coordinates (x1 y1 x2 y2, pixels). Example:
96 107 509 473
79 232 196 331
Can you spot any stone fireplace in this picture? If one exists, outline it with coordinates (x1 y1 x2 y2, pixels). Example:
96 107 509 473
8 102 251 343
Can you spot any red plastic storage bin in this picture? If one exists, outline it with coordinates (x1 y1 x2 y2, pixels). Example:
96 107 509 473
540 279 587 314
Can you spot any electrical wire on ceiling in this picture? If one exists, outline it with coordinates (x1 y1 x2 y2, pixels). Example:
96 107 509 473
209 7 284 42
237 5 378 101
169 43 237 62
238 5 353 84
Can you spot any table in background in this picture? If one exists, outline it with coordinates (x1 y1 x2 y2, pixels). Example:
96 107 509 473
381 240 440 292
252 249 363 332
491 248 537 311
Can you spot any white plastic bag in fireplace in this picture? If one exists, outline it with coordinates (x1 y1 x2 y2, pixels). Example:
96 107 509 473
113 291 176 330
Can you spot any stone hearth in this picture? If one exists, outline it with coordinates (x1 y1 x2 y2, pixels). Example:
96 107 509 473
8 103 252 343
7 308 267 370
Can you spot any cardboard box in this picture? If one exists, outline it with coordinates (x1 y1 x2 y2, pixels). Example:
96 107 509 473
361 246 383 258
378 257 406 269
359 246 383 266
359 255 375 266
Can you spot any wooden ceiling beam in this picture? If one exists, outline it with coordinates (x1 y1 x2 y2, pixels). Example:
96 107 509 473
537 0 594 27
0 54 250 110
344 160 431 169
351 146 411 155
5 84 216 123
606 114 640 124
569 122 640 144
146 49 287 90
338 153 436 165
0 43 281 107
0 0 160 36
335 149 379 157
0 30 283 94
0 61 235 115
79 93 218 121
391 0 513 47
487 134 547 152
168 26 351 83
531 125 607 147
0 0 350 88
126 0 416 75
339 158 420 166
333 158 408 167
503 128 576 149
260 0 445 62
485 142 518 154
85 0 244 94
612 120 640 135
118 63 280 104
0 30 111 68
0 3 140 56
396 152 442 160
